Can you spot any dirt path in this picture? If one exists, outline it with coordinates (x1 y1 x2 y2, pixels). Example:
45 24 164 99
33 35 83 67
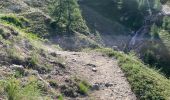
53 50 136 100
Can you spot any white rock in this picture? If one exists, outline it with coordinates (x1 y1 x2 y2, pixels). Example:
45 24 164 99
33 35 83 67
92 68 97 72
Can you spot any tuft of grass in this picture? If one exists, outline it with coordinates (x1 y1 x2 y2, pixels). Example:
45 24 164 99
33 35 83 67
5 78 20 100
94 48 170 100
14 71 23 78
1 77 42 100
58 95 64 100
78 81 91 95
27 51 39 68
6 46 25 65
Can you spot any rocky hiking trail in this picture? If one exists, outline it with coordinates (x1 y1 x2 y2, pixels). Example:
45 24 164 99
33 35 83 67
46 46 136 100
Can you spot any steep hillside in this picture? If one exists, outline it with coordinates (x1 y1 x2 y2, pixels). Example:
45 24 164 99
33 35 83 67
0 22 136 99
0 0 100 51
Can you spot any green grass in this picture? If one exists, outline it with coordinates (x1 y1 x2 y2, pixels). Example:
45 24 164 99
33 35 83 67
93 48 170 100
58 95 64 100
0 77 42 100
78 81 90 95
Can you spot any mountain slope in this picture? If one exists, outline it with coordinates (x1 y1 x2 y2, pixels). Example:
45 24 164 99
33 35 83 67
0 0 170 100
0 20 136 99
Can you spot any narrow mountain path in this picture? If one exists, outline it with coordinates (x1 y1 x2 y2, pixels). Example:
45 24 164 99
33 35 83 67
46 47 136 100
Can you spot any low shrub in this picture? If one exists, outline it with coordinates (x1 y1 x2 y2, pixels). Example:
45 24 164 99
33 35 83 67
0 15 29 28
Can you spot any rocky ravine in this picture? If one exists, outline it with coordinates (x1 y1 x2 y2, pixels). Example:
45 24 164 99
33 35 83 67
46 47 136 100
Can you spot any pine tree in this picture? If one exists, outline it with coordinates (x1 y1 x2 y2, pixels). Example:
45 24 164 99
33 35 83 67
51 0 89 34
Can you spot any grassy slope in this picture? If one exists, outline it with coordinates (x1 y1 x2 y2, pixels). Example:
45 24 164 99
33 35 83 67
90 48 170 100
1 1 170 100
0 14 63 99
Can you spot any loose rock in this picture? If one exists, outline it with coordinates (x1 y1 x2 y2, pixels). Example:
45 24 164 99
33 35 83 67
92 68 97 72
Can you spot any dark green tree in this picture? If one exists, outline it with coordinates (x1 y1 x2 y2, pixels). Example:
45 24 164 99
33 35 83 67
51 0 89 34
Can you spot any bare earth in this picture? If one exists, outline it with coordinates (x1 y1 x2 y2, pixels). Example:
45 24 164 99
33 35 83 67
52 50 136 100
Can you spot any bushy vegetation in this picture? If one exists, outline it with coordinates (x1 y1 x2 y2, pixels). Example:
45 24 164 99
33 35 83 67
0 15 29 28
140 16 170 76
94 48 170 100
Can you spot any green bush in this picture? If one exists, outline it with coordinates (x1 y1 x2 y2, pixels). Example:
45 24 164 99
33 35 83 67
0 15 29 28
1 16 23 27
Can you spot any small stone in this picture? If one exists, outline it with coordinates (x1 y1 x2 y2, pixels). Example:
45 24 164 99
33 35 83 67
72 59 76 62
105 83 113 87
112 46 119 51
50 52 57 57
92 84 100 90
92 68 97 72
10 64 25 75
11 30 19 36
30 70 38 75
47 75 52 79
10 64 24 72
